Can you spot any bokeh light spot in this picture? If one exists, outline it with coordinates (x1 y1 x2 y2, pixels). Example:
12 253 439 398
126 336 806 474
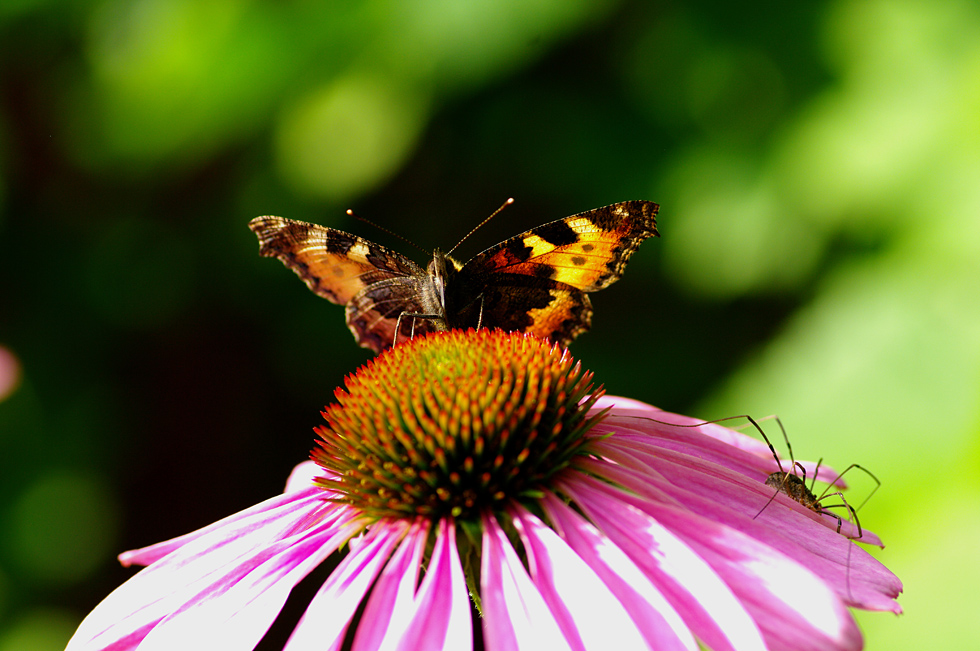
275 74 429 202
662 146 823 298
378 0 614 91
0 609 77 651
71 0 295 172
7 471 119 585
0 346 21 402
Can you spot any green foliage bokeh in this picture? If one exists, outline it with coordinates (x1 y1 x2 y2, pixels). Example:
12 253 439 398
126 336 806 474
1 0 978 649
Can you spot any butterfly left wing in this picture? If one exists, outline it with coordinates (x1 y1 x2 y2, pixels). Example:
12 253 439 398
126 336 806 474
249 216 436 353
249 216 424 305
452 201 659 346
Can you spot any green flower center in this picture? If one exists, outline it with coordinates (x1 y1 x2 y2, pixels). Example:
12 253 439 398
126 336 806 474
312 329 606 521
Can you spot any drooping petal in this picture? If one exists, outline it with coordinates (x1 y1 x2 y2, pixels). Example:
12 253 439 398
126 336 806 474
559 475 768 651
326 519 472 651
67 495 359 651
587 440 902 612
592 401 845 487
481 513 574 651
569 467 864 651
593 432 874 542
396 519 473 651
509 504 653 650
119 486 328 567
135 517 360 651
352 519 429 651
539 492 699 651
591 396 773 456
284 519 409 651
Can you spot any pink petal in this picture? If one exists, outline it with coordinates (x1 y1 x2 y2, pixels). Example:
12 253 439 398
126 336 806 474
568 469 866 651
591 397 774 456
119 486 328 567
509 504 658 650
285 461 326 492
586 444 902 612
594 405 845 487
136 520 358 650
352 520 430 650
396 519 473 650
284 520 409 651
594 434 872 543
481 513 574 651
540 493 699 651
67 500 359 651
559 475 768 651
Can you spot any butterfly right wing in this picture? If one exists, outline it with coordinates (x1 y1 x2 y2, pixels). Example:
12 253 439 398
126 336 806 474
249 216 432 353
450 201 658 346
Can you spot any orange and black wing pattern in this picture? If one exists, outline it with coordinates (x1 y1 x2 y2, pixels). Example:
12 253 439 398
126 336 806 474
248 216 432 353
250 201 659 353
454 201 659 346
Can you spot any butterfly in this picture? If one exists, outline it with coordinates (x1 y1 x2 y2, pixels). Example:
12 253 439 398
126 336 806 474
248 200 659 354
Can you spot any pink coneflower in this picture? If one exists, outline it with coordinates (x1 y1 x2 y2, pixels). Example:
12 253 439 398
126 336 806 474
67 330 901 651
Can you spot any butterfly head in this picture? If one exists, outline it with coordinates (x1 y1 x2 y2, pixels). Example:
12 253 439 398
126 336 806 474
427 249 463 308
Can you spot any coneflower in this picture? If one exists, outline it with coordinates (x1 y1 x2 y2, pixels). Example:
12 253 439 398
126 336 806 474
67 330 901 651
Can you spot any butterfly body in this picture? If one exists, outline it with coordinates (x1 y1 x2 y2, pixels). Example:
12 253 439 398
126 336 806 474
249 200 659 354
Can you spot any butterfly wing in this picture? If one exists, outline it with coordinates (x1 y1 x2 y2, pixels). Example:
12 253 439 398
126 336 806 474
345 277 444 354
465 201 659 291
457 276 596 347
453 201 659 345
249 216 432 353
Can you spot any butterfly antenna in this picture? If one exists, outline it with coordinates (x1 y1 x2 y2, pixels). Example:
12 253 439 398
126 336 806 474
446 198 515 256
347 209 428 254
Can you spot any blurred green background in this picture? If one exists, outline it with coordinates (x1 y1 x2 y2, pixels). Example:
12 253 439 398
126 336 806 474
1 0 977 649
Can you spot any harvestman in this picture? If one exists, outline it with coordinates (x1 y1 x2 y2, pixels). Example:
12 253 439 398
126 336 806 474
612 412 879 539
750 416 878 540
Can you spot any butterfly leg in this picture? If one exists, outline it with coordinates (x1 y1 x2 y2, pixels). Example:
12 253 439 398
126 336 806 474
475 294 485 330
393 312 447 347
455 294 487 331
